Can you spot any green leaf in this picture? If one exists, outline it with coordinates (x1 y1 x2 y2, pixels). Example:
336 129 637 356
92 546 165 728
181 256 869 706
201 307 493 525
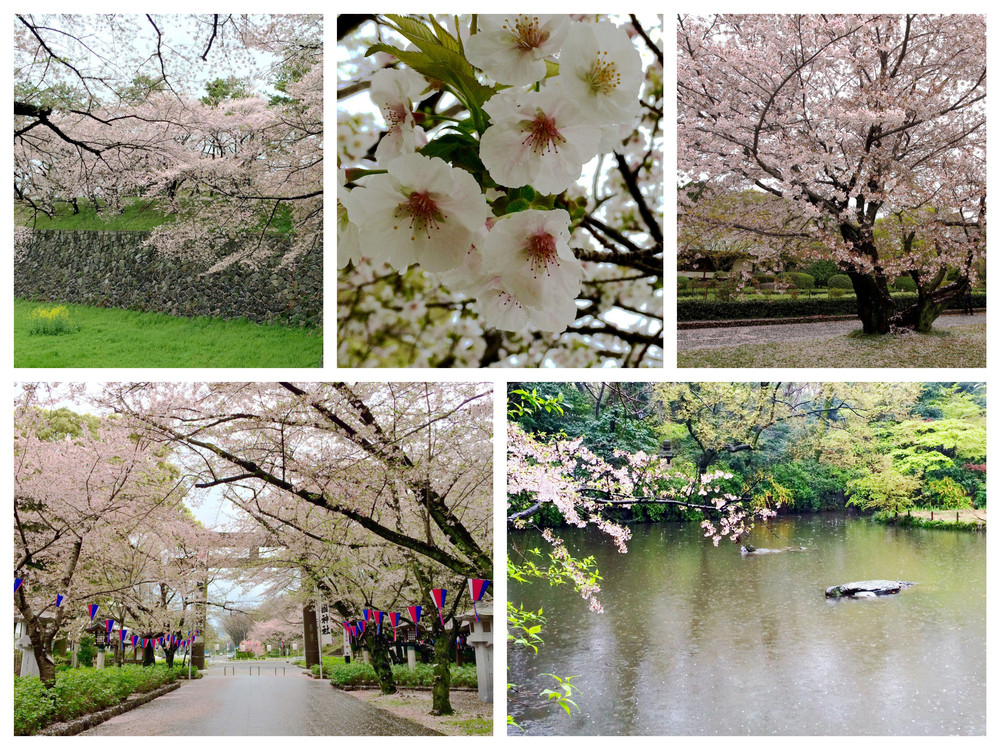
428 15 463 56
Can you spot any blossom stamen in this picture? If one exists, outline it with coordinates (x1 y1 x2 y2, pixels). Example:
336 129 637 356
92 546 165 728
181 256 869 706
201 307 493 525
503 15 549 51
526 231 560 277
521 111 566 155
585 50 621 95
394 191 446 240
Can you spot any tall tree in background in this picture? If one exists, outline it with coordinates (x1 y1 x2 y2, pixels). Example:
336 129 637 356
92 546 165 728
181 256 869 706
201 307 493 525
678 14 985 333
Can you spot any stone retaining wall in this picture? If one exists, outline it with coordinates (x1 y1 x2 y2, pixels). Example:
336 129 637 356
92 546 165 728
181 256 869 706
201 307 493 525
14 229 322 327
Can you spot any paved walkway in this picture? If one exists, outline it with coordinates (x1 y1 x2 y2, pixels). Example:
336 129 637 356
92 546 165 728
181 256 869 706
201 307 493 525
81 663 439 736
677 312 984 350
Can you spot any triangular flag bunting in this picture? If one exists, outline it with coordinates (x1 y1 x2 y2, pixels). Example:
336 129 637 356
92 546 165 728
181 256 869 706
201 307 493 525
55 594 65 607
89 604 99 620
469 579 490 621
389 612 399 641
15 577 24 593
431 588 447 627
407 605 422 637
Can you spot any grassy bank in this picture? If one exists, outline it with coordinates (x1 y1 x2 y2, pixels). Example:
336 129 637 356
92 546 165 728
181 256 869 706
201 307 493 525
15 299 322 368
875 508 986 532
14 664 193 735
679 324 986 368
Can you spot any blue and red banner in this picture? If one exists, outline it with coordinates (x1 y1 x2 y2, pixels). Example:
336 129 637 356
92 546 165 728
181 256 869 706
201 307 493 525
431 589 447 627
407 605 422 636
88 604 99 620
15 577 23 593
469 579 490 621
389 612 400 640
55 594 65 608
374 610 384 634
120 628 128 644
106 619 115 634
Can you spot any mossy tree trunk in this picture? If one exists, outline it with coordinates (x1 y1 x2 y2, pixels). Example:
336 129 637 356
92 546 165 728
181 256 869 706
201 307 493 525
364 627 397 694
430 621 459 715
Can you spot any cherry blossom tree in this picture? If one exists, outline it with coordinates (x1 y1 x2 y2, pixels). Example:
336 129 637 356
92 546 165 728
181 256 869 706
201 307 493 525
14 387 192 686
102 382 493 582
338 14 663 367
678 14 985 334
14 14 322 267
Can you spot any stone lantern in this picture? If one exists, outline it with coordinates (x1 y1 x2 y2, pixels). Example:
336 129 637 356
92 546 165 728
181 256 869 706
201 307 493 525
459 604 493 702
86 621 109 669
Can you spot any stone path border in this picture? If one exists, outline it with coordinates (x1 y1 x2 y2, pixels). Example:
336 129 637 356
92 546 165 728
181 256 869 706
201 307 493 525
37 681 182 736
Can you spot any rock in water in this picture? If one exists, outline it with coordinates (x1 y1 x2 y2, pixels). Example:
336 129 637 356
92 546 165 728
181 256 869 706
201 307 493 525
825 580 916 598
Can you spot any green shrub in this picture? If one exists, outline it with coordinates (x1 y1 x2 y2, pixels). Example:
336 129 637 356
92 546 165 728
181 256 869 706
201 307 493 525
828 288 846 299
782 272 816 291
892 275 918 292
923 477 972 509
677 276 690 290
804 260 839 286
828 274 853 290
14 677 57 736
327 660 478 688
15 665 179 734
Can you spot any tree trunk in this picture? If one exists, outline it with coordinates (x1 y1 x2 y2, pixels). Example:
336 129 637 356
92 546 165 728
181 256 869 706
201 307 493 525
430 625 456 715
848 271 895 334
164 646 176 668
893 279 967 333
143 642 156 666
30 635 57 688
365 629 397 695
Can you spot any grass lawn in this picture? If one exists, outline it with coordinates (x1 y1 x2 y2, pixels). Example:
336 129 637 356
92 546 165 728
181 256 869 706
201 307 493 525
15 299 322 368
678 323 986 368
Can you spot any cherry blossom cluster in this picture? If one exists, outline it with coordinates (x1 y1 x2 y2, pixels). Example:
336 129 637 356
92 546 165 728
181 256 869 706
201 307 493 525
338 15 662 366
508 424 778 551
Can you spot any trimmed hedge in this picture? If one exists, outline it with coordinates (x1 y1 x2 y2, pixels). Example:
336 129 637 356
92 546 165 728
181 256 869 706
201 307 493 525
678 291 986 321
15 664 182 735
892 276 918 292
327 661 478 689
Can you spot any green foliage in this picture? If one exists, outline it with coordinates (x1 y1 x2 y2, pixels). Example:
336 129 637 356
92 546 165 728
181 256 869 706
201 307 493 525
828 274 853 290
367 15 494 133
827 287 846 299
539 673 580 717
201 76 251 106
326 661 477 688
15 299 322 368
782 272 816 291
892 275 918 292
846 464 920 512
13 677 56 736
804 260 839 286
15 665 179 735
922 477 972 509
76 635 96 668
677 275 691 289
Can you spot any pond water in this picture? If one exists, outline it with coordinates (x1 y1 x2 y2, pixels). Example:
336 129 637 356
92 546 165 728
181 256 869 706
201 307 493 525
508 513 985 735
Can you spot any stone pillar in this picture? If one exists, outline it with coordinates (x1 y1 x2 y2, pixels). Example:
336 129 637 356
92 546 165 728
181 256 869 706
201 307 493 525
303 603 319 668
465 609 494 703
407 645 417 671
96 648 106 669
17 635 39 677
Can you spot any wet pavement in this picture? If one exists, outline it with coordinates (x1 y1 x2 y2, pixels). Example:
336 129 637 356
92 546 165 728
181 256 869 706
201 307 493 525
81 663 440 736
677 311 984 350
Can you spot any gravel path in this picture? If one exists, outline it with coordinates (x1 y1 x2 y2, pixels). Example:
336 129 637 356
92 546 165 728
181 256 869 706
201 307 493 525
678 312 984 350
81 664 440 736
